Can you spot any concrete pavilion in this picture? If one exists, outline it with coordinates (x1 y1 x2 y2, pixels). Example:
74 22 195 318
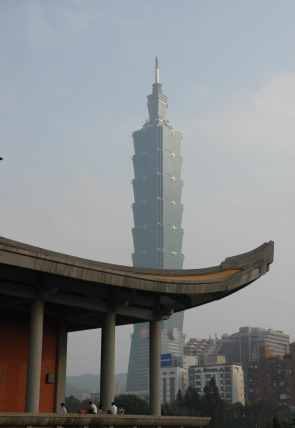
0 237 274 415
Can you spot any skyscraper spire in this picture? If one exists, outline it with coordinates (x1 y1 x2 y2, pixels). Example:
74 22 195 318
155 56 159 83
148 57 167 123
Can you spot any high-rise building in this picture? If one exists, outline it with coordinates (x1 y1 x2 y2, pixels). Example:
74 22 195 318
126 58 185 395
248 343 295 406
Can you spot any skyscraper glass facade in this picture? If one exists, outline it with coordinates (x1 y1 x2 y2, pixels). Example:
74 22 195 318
126 58 185 394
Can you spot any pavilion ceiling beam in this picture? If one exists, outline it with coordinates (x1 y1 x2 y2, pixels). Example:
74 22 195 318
116 305 155 321
0 282 35 299
116 289 155 307
46 292 108 312
0 298 31 308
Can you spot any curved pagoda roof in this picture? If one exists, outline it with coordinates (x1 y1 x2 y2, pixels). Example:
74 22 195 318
0 237 274 332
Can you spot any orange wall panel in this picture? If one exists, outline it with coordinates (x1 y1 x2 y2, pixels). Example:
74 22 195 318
0 314 29 412
39 320 58 412
0 313 58 412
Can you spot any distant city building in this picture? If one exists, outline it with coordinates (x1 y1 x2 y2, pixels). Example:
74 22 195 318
174 355 198 390
206 355 226 365
184 327 290 400
161 353 198 388
126 57 185 395
161 366 185 404
173 355 199 371
226 327 290 400
188 364 245 405
81 392 91 400
160 354 198 403
89 392 100 401
115 379 126 396
248 343 295 406
184 337 223 366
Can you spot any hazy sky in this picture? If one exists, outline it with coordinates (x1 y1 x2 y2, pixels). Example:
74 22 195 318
1 0 295 377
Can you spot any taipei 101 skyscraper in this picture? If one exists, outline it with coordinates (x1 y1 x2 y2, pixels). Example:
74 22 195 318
126 58 185 395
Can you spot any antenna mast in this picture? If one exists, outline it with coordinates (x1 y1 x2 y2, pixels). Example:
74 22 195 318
155 56 159 83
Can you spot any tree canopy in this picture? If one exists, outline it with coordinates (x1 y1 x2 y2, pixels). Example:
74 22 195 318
65 378 292 428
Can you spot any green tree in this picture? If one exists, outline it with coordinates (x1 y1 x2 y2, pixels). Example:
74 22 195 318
161 387 201 416
114 393 149 415
225 401 246 428
183 386 201 415
225 398 291 428
201 377 225 428
175 390 184 407
164 389 189 416
65 395 83 413
246 399 290 427
164 403 189 416
65 396 100 414
273 416 282 428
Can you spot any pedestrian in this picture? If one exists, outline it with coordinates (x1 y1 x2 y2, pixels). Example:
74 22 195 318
111 402 117 415
89 401 98 414
60 403 67 414
98 404 106 414
161 408 166 416
118 404 124 415
110 402 117 415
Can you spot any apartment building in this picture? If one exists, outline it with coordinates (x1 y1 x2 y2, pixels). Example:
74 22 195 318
188 364 245 404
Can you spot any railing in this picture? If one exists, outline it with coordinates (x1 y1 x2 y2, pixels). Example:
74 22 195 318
0 413 210 427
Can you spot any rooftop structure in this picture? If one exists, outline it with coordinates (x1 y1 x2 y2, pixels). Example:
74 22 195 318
0 236 273 414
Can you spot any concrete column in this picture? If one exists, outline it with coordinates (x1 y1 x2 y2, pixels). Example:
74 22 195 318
100 311 116 410
149 319 161 415
55 320 68 411
25 297 44 412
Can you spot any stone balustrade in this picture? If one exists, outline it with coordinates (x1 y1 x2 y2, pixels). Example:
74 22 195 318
0 413 210 428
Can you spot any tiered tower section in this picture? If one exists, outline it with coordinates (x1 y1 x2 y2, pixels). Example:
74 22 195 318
127 58 185 394
132 57 184 269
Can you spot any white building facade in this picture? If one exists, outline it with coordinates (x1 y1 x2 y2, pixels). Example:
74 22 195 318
172 355 198 388
161 366 185 404
188 364 245 405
